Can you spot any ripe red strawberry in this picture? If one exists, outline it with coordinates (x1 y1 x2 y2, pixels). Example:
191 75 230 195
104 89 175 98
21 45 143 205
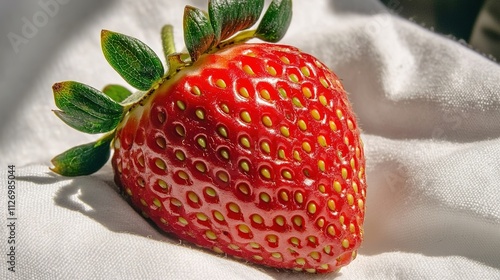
51 0 367 274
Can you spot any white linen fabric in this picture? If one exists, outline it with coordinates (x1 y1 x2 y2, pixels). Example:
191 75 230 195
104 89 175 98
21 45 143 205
1 0 499 279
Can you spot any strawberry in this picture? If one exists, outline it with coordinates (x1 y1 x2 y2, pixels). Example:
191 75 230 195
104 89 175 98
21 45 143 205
51 0 367 274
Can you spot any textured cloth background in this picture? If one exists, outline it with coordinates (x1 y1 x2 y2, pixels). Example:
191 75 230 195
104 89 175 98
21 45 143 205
1 0 500 279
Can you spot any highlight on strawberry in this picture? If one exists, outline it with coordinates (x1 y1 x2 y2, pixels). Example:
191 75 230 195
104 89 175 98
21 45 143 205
51 0 367 274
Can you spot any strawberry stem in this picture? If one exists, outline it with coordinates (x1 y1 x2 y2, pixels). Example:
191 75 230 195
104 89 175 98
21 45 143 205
161 24 176 60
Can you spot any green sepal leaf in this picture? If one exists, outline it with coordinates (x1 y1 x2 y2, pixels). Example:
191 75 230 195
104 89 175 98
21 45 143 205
256 0 292 42
50 136 112 177
102 84 132 103
161 24 176 59
53 81 124 134
53 110 121 135
208 0 264 44
184 6 215 62
101 30 164 91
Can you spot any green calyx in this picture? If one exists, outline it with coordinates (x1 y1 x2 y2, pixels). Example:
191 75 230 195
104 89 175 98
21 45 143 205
184 0 293 62
53 82 124 134
50 134 113 176
51 0 293 177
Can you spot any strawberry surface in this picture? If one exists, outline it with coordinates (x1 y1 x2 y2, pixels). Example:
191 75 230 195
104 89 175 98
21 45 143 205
51 0 368 274
111 43 366 273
